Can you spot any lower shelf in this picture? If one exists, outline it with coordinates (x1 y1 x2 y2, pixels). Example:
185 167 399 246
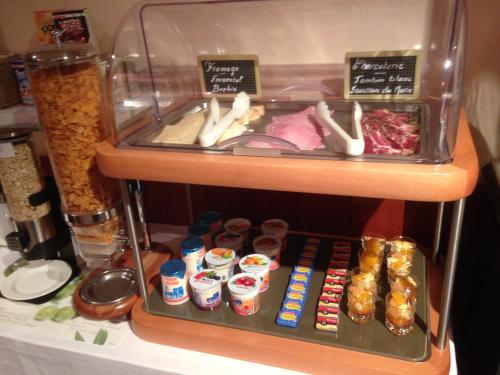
131 234 449 374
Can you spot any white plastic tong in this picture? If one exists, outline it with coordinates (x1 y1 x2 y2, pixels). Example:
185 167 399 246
315 101 365 156
198 92 250 147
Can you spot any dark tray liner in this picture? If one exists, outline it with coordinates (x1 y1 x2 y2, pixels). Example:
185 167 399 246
144 233 430 362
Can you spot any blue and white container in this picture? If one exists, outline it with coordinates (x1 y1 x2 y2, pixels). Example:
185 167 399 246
188 222 214 250
180 237 206 278
160 259 188 305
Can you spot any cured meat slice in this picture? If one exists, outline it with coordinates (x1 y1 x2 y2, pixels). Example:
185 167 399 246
361 109 420 155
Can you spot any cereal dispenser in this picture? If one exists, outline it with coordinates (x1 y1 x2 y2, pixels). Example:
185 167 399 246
24 46 125 267
0 128 61 259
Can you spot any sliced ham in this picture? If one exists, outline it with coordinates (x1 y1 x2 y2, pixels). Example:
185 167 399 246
248 106 329 151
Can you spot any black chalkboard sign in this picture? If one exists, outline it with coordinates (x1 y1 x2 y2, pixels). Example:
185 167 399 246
198 55 261 98
344 51 420 99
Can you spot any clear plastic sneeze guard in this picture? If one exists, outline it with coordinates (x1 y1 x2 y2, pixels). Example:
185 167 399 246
107 0 466 164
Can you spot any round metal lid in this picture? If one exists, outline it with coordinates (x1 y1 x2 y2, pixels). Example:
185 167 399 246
24 45 97 68
0 128 32 143
80 268 136 305
63 202 123 225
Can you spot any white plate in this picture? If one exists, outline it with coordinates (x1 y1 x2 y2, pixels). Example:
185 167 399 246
0 260 72 301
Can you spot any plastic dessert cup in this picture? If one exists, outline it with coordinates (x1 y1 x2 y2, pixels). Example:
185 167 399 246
204 248 235 283
261 219 289 250
385 291 416 336
180 237 206 278
252 235 281 270
228 273 261 316
239 254 271 292
349 267 377 294
224 218 251 246
189 269 222 310
347 283 375 324
160 259 189 305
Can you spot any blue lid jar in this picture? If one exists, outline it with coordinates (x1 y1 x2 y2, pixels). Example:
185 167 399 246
180 237 205 256
199 210 222 224
160 259 186 278
189 222 211 237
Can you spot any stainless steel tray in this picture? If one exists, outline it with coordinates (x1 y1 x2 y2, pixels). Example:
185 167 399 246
122 99 447 164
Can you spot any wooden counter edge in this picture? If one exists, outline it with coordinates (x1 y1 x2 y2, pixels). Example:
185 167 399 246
130 262 449 375
96 110 478 202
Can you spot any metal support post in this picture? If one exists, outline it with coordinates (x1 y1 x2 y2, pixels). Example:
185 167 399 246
120 179 149 309
432 202 445 264
436 198 466 349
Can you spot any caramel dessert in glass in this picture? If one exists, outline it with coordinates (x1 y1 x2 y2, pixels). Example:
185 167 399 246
389 236 417 259
387 252 412 283
361 233 386 257
391 275 418 302
358 250 382 280
347 283 375 324
385 291 416 336
350 267 377 294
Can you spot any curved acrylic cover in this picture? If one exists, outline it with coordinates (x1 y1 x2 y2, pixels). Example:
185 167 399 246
107 0 466 163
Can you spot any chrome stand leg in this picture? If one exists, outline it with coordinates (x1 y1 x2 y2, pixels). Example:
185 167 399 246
120 179 149 309
432 202 445 264
436 198 466 350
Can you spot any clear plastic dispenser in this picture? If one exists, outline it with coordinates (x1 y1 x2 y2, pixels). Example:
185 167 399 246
106 0 466 164
25 46 125 266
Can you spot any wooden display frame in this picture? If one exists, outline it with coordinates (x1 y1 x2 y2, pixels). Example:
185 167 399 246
96 111 478 203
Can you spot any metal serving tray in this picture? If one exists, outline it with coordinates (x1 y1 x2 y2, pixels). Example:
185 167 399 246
123 99 441 164
145 233 430 362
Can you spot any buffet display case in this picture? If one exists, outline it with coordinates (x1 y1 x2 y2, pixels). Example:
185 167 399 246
94 0 478 373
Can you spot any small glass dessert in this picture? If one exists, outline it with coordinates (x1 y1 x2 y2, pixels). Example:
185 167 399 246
391 275 418 302
389 236 417 259
358 250 382 279
347 284 375 324
385 291 416 336
387 252 413 283
350 267 377 294
361 233 386 257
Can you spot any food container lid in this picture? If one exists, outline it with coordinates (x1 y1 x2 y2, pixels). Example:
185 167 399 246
205 248 235 266
215 231 243 247
180 237 205 255
0 128 31 144
224 218 251 233
228 273 261 297
80 268 136 305
24 45 97 68
253 235 281 255
189 269 221 290
188 222 211 237
239 254 271 274
261 219 289 232
199 210 222 224
160 259 186 278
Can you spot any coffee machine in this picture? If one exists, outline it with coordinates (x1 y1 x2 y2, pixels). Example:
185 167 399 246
0 128 67 260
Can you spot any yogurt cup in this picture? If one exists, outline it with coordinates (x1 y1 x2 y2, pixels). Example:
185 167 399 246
199 211 223 237
239 254 271 292
180 237 206 278
189 222 214 250
204 248 235 283
228 273 261 316
252 235 281 270
215 231 244 264
160 259 189 305
189 269 222 310
224 218 251 246
261 219 289 251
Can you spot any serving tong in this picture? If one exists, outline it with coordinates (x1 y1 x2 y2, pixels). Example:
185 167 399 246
198 92 250 147
315 101 365 156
